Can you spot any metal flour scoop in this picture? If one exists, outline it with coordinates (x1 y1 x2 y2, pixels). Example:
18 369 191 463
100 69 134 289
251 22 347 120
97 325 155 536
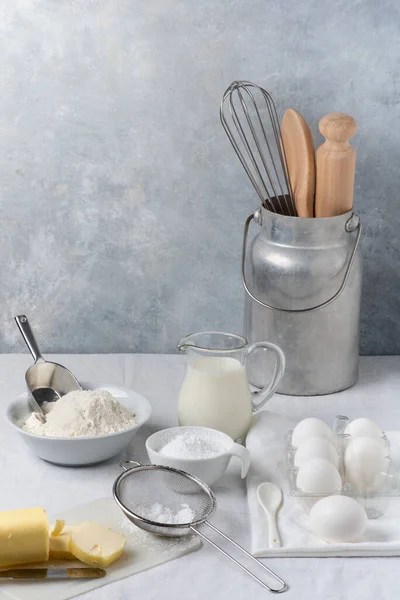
15 315 82 422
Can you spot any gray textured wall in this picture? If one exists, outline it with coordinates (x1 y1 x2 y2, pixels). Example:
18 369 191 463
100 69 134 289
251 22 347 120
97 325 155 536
1 0 398 354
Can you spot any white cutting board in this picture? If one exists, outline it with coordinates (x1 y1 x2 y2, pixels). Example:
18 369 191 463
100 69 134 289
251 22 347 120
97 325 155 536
0 498 201 600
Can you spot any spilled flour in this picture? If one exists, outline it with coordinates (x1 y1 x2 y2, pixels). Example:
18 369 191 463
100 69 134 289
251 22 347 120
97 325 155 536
115 511 200 554
22 389 137 437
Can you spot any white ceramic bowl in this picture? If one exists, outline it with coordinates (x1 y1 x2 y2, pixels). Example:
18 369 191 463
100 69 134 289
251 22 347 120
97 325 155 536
146 426 250 486
5 383 152 466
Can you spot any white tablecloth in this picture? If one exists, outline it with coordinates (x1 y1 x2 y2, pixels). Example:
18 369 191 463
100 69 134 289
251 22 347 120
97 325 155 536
2 354 400 600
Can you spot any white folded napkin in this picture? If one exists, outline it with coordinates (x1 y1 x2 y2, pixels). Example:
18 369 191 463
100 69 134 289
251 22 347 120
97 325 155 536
246 411 400 557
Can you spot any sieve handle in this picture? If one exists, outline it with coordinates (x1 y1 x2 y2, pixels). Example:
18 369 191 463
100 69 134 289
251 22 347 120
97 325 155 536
190 521 287 593
120 461 141 471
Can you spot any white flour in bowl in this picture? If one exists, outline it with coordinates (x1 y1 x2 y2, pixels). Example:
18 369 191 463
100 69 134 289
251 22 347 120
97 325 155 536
22 389 137 437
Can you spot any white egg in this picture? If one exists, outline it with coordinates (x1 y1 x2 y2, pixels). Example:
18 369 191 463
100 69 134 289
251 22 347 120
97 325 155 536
345 418 383 440
344 436 388 488
309 495 367 543
291 418 331 448
294 437 339 468
296 458 342 494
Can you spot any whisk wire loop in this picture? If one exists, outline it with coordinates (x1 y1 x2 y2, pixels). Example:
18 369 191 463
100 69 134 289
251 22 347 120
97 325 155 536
220 80 296 216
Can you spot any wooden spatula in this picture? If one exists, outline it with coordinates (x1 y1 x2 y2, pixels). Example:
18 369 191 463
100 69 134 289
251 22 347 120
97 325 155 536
314 112 357 217
281 108 315 217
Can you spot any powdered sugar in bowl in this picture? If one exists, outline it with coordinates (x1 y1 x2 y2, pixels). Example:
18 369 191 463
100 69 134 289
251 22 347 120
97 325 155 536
6 383 152 466
146 426 250 487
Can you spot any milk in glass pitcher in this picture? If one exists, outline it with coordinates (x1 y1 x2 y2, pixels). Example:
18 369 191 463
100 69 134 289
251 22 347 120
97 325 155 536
177 332 285 440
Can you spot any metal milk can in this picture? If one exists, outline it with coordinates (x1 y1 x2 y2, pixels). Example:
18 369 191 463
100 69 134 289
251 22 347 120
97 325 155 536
242 206 362 396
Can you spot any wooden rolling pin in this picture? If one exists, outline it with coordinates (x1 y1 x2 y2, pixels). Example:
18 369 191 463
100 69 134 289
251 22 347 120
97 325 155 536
314 112 357 217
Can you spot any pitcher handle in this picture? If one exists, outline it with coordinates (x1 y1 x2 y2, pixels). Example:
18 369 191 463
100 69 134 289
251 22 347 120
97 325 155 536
246 342 285 412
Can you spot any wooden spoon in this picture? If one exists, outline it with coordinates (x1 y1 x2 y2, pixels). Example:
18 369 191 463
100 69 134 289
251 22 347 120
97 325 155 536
314 112 357 217
281 108 315 217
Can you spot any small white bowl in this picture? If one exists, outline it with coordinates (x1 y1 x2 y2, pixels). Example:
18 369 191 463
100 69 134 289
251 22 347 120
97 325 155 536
146 426 250 486
5 382 152 466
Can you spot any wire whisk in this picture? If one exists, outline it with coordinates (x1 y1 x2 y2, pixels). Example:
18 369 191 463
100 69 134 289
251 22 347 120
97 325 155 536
220 80 297 216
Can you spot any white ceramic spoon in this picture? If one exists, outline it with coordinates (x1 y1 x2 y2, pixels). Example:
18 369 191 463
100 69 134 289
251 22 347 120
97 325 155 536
257 482 283 548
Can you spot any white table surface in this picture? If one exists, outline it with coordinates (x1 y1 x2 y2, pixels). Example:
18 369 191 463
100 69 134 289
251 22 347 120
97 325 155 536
2 354 400 600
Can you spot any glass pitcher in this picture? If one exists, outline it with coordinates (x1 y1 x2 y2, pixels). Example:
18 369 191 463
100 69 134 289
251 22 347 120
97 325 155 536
177 331 285 440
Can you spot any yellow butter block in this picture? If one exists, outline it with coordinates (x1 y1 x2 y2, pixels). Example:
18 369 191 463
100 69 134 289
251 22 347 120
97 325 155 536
69 521 126 568
49 525 75 560
0 507 49 567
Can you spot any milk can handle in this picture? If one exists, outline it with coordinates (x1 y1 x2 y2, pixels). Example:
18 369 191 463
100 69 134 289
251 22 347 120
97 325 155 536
241 211 362 313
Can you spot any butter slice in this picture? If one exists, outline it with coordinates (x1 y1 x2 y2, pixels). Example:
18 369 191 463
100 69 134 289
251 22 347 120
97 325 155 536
51 519 65 537
0 507 49 567
69 521 126 567
49 525 75 560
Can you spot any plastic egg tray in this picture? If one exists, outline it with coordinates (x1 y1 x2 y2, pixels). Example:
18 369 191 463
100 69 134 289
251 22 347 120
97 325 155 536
285 415 400 519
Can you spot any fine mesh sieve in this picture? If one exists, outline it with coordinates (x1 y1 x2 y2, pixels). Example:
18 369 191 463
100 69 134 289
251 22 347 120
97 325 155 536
113 461 287 594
